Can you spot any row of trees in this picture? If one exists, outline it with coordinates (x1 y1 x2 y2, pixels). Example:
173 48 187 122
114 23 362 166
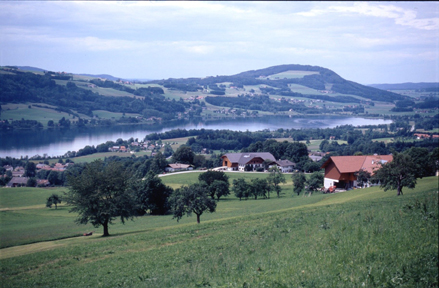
64 161 307 236
64 163 235 235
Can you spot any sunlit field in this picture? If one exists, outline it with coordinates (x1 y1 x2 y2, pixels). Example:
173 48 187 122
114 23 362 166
0 175 437 287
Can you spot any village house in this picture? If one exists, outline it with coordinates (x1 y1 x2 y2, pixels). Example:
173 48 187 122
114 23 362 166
268 159 296 173
221 152 276 171
320 155 393 190
165 163 194 172
7 177 29 187
12 167 25 177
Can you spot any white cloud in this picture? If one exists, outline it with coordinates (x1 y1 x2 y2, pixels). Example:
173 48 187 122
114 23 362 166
297 2 439 30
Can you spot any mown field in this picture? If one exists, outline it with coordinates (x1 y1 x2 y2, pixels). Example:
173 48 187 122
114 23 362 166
0 174 437 287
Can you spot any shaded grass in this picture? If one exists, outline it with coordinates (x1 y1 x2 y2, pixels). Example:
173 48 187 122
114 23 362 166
0 177 437 287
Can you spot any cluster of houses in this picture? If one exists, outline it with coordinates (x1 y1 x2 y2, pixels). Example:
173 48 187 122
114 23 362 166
413 133 439 139
3 162 72 187
219 152 396 191
109 142 168 153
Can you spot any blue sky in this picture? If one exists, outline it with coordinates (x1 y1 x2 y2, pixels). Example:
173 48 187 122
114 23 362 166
1 1 438 84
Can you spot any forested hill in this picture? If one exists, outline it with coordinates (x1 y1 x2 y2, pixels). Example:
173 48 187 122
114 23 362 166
152 64 406 103
0 70 187 120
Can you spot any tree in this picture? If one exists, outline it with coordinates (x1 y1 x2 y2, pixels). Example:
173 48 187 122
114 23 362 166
169 183 216 223
250 178 269 200
405 147 436 178
305 171 323 196
373 151 417 196
354 169 371 188
46 193 62 209
232 178 250 200
26 177 37 187
267 167 286 198
292 172 306 196
209 180 230 200
172 146 195 164
133 171 173 215
198 170 229 199
163 143 174 158
24 161 36 177
47 170 60 186
65 160 137 236
149 152 168 174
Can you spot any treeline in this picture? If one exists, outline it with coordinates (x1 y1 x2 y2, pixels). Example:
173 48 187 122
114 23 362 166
205 95 308 113
185 129 267 151
391 97 439 112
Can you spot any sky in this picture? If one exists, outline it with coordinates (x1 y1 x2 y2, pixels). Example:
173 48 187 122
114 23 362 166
1 1 438 84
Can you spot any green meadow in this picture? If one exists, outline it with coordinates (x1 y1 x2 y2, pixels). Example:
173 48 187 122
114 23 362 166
1 103 80 125
0 175 437 287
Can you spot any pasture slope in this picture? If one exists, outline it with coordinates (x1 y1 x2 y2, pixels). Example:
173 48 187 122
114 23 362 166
0 176 437 287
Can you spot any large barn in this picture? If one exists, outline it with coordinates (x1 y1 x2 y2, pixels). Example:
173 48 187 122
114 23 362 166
320 155 393 190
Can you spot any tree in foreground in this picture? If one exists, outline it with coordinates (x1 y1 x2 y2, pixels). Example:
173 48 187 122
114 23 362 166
46 193 62 209
373 151 417 196
292 172 306 196
65 160 137 236
169 183 216 223
267 167 286 198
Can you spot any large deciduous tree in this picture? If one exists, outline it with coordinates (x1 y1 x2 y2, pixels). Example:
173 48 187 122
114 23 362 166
65 160 137 236
169 183 216 224
373 151 417 196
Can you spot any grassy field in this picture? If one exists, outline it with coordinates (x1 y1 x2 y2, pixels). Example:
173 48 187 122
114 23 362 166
1 103 80 125
266 70 320 80
0 174 437 287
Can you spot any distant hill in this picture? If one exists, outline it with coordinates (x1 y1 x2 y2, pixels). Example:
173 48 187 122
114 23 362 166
77 73 124 81
9 64 406 102
10 66 152 82
368 82 439 90
152 64 406 103
16 66 47 73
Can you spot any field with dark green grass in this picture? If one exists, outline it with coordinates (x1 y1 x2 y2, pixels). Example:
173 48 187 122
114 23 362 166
0 176 437 287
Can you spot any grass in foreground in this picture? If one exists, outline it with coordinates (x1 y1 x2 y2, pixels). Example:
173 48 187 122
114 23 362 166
0 177 437 287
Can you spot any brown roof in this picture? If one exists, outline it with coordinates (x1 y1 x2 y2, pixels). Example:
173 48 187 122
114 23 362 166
321 155 393 175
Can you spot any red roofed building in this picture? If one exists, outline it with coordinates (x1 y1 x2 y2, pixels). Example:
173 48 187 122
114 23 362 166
321 155 393 190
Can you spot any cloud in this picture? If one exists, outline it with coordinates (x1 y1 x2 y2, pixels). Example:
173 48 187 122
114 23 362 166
297 2 439 30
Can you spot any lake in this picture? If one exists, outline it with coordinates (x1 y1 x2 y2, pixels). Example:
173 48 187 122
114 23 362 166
0 116 391 158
